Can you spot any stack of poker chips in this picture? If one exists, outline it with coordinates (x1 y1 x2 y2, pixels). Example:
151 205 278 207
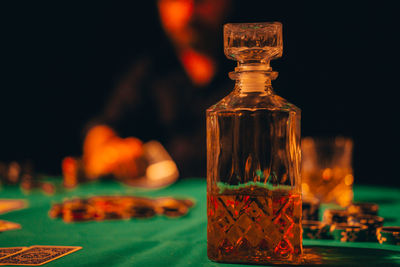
302 198 328 240
346 202 384 242
347 202 379 216
302 197 320 221
329 222 369 242
0 161 55 194
0 161 33 186
302 201 397 243
347 214 384 242
49 196 195 223
302 220 331 240
323 209 349 224
377 227 400 245
323 204 385 242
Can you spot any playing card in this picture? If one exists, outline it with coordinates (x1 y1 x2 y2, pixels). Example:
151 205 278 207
0 220 21 232
0 246 82 266
0 248 27 259
0 199 27 215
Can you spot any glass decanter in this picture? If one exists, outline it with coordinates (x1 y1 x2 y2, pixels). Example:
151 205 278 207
206 22 302 264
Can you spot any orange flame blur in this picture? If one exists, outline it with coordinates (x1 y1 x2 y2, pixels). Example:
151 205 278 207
180 49 215 86
83 125 143 179
158 0 194 32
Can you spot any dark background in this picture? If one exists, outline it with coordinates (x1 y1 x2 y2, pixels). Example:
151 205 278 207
2 1 399 186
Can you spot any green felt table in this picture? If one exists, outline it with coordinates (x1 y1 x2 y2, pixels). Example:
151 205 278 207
1 178 400 266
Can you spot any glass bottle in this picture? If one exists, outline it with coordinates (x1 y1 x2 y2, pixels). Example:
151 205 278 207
206 22 302 264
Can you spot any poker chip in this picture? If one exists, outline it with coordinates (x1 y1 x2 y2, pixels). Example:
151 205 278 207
377 226 400 245
49 196 195 222
302 220 331 240
302 197 320 221
155 197 189 217
178 198 195 208
48 203 63 218
347 214 384 242
127 198 156 218
89 196 133 220
347 202 379 216
323 209 349 224
62 200 96 222
330 223 368 242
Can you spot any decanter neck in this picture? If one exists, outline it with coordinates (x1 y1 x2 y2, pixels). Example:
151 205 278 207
229 62 278 94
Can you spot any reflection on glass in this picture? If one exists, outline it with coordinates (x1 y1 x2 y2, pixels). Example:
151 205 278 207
301 136 353 207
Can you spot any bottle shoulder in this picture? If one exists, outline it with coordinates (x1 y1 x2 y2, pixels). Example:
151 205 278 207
207 91 301 115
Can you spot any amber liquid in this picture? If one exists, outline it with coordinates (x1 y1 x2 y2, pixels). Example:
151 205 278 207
207 186 302 264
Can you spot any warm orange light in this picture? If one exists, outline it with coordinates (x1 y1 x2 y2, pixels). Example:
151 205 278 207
195 0 228 26
158 0 194 32
180 49 215 86
62 157 78 188
302 183 310 194
83 125 116 157
344 174 354 186
322 168 332 181
146 160 177 181
62 157 77 174
83 125 143 179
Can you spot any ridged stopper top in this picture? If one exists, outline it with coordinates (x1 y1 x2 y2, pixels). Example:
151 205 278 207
224 22 283 63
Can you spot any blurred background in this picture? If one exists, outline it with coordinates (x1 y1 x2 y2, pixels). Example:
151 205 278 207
1 1 399 186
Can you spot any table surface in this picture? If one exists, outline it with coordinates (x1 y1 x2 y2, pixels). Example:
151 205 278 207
1 178 400 267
